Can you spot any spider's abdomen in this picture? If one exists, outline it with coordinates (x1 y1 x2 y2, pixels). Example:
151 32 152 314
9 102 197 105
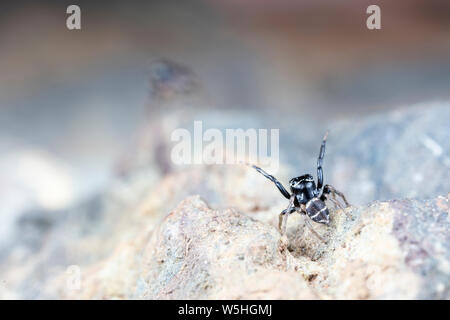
305 198 329 225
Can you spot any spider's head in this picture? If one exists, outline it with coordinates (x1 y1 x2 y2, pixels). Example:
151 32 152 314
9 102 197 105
289 174 316 195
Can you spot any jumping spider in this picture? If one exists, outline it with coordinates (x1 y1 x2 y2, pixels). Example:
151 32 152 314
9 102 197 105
248 132 349 242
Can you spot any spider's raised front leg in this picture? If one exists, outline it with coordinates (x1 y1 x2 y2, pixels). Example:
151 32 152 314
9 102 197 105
248 164 291 199
316 131 329 191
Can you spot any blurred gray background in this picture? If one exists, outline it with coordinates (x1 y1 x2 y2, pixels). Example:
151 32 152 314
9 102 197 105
1 0 449 213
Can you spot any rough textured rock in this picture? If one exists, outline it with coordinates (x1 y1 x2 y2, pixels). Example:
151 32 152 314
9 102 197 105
0 102 448 299
0 165 448 299
135 194 449 299
141 196 316 299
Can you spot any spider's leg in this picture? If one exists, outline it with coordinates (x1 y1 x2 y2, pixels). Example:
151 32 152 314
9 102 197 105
323 184 350 207
279 195 296 235
248 164 291 199
322 184 352 220
305 218 326 243
295 206 326 242
316 131 329 191
324 194 344 210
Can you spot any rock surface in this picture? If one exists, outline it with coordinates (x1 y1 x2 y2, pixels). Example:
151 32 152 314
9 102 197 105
140 193 449 299
62 191 449 300
0 102 449 299
0 165 448 299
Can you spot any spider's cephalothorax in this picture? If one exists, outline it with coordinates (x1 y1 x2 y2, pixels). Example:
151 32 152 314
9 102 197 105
289 174 329 224
249 132 349 241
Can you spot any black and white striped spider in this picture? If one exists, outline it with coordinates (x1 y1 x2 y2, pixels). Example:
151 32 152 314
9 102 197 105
249 132 349 241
